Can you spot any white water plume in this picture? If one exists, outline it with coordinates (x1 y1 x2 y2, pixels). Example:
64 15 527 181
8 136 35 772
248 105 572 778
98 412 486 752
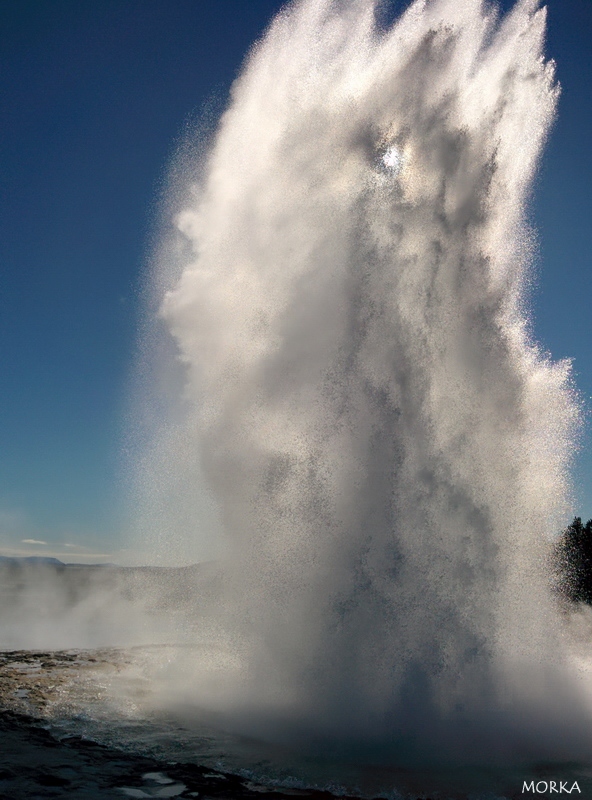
130 0 589 767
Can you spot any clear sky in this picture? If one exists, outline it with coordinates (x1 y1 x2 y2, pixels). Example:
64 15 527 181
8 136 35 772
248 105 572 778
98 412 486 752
1 0 591 564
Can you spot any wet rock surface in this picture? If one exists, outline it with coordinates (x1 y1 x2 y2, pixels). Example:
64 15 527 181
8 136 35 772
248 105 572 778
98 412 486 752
0 650 380 800
0 649 111 714
0 709 381 800
0 649 563 800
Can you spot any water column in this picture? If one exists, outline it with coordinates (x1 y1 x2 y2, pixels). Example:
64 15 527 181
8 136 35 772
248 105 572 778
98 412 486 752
137 0 585 764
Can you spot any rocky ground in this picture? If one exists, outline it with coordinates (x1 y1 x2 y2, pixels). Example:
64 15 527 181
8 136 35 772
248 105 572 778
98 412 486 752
0 706 372 800
0 648 573 800
0 649 377 800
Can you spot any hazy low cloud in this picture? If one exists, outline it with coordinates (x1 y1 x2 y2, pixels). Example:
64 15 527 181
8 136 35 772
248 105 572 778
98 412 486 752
21 538 48 546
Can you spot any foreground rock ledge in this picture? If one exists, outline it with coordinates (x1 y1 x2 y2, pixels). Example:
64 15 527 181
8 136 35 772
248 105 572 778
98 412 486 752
0 709 390 800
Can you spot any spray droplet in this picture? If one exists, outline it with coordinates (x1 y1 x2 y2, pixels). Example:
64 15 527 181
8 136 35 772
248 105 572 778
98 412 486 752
382 144 404 173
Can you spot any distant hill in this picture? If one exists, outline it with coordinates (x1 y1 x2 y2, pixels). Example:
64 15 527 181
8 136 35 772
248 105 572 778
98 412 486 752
0 556 65 566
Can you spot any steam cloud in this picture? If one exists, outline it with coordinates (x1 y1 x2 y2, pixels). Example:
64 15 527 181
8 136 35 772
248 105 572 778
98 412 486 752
130 0 589 766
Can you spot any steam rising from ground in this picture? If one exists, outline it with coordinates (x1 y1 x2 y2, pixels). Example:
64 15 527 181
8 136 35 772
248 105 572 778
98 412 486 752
128 0 589 768
0 563 218 650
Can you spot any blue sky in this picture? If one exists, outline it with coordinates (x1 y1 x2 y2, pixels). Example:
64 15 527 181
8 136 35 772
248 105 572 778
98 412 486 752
1 0 590 564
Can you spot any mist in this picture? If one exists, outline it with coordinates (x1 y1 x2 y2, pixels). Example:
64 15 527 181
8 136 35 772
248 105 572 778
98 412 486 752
119 0 592 769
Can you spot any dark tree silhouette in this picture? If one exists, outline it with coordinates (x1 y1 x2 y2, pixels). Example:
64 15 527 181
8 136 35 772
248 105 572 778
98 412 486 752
554 517 592 604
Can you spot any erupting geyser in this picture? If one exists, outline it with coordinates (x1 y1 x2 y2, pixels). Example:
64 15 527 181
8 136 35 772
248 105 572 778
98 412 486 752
131 0 589 770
